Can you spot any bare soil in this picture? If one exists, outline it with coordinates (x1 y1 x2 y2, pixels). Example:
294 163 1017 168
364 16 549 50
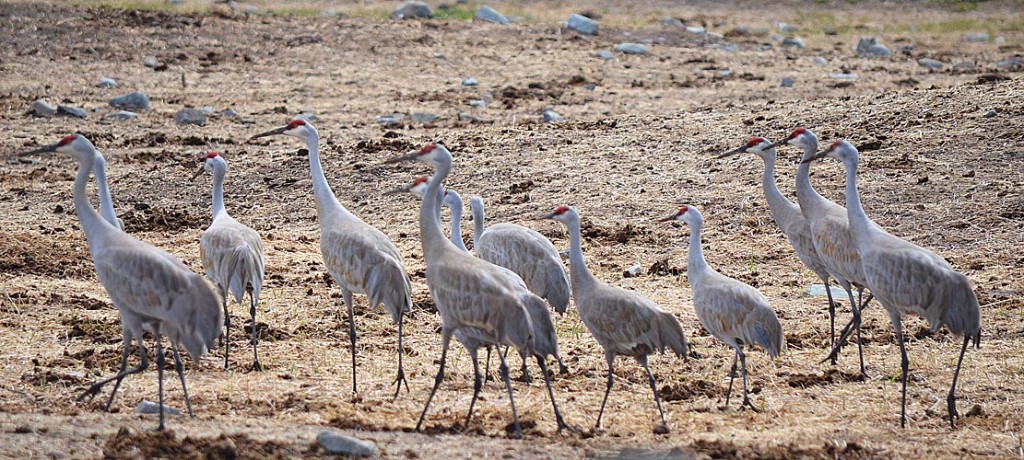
1 1 1023 458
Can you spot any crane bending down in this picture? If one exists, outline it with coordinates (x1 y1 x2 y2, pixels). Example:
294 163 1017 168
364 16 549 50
193 152 267 371
543 205 688 434
386 144 571 438
719 138 839 349
25 135 222 431
251 119 412 398
772 128 872 375
808 140 980 428
662 205 784 410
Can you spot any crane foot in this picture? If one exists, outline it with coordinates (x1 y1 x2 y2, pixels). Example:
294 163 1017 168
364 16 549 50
251 360 264 372
653 424 669 435
740 397 760 413
391 368 409 402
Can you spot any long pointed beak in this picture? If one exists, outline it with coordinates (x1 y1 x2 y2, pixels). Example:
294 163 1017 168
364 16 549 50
250 126 286 140
801 151 829 164
20 143 59 156
658 214 678 223
383 185 412 195
533 212 556 221
716 146 746 159
767 139 788 149
384 150 420 164
190 165 205 181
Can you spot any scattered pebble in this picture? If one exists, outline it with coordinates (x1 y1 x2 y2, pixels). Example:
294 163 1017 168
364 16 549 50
98 77 117 88
567 14 599 35
105 110 139 121
391 1 433 19
376 114 402 126
542 110 563 123
822 27 838 36
57 105 88 118
469 99 486 108
994 36 1006 44
983 110 997 118
143 55 159 68
813 56 828 65
201 106 214 115
409 112 438 124
475 5 509 25
898 44 916 55
221 108 239 118
964 32 989 43
777 22 799 33
458 112 475 122
461 77 479 87
953 60 976 70
685 26 706 35
660 17 683 28
623 265 643 278
855 37 891 57
830 73 859 80
917 58 944 69
316 431 377 457
174 108 207 126
614 43 649 55
109 92 151 111
781 37 805 49
136 400 180 416
995 56 1024 71
712 43 738 53
595 50 615 60
31 99 57 117
583 83 597 90
780 77 794 88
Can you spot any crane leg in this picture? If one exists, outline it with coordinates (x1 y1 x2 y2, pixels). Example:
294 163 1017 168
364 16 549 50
595 352 616 430
222 294 231 370
639 356 668 433
516 348 531 383
250 293 262 372
738 350 757 412
464 346 482 431
725 352 739 408
343 288 358 394
154 332 166 431
483 346 494 382
947 335 971 429
556 353 569 375
171 345 194 417
891 315 909 428
497 348 523 439
536 356 573 433
821 285 866 377
821 275 837 353
416 330 451 433
79 333 129 403
392 312 409 401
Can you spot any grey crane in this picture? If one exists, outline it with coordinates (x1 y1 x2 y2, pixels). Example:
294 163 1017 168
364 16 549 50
719 137 839 349
193 151 267 371
543 205 688 434
807 139 980 428
25 134 222 430
471 196 571 316
661 205 784 410
772 128 871 374
386 143 571 437
385 176 468 251
251 119 413 398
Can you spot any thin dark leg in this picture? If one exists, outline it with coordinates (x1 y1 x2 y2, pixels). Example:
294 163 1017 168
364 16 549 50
822 276 837 353
484 346 493 382
416 331 451 432
343 289 357 394
556 354 568 375
739 350 757 411
947 335 970 429
79 334 129 403
893 317 909 428
250 292 262 371
171 346 194 417
155 333 166 431
517 350 532 383
497 348 522 439
392 313 409 401
102 342 150 411
595 352 615 429
639 356 668 430
464 346 482 430
536 357 571 432
822 286 866 377
222 294 230 370
725 352 738 407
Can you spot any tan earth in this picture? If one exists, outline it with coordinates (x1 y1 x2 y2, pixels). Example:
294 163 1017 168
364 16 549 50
1 0 1023 458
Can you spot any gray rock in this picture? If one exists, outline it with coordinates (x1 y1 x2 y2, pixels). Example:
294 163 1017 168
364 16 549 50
376 114 402 126
583 83 597 90
983 110 997 118
809 284 848 298
461 77 479 87
98 77 117 88
898 45 915 55
567 14 598 35
542 110 563 123
727 25 751 36
316 431 377 457
777 22 799 33
780 77 794 87
660 17 684 28
614 43 649 55
31 99 57 117
458 112 475 122
917 58 944 69
391 1 433 19
221 108 239 117
469 99 486 108
822 27 838 36
410 112 438 124
143 56 159 68
718 69 732 77
953 60 976 70
830 72 859 80
109 92 151 111
771 33 783 42
475 6 509 25
995 36 1006 45
781 37 805 49
995 57 1024 71
201 106 215 115
711 43 738 53
964 32 989 43
855 37 891 57
595 50 614 60
685 25 705 35
57 105 88 118
813 56 828 65
623 265 642 278
106 110 139 121
174 108 207 126
137 400 181 416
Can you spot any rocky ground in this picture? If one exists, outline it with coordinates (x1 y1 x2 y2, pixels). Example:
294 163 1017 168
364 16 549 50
1 0 1023 458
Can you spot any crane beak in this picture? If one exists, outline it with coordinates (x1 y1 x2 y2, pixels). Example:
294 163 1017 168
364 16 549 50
250 126 286 140
766 139 788 149
716 146 747 159
801 151 829 164
383 185 412 195
190 165 206 181
384 150 419 164
20 142 59 156
534 212 555 221
657 214 678 223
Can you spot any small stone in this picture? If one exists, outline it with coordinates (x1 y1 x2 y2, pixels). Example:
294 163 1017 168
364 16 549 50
712 43 738 53
718 69 732 77
109 92 151 111
771 33 783 42
461 77 479 87
105 110 139 121
983 110 997 118
45 450 65 460
684 25 705 35
457 112 475 122
822 27 838 36
830 73 859 80
660 17 683 28
409 112 438 124
583 83 597 90
221 108 239 118
809 284 849 298
201 106 214 115
994 36 1006 44
137 400 181 416
778 22 798 33
898 45 916 55
726 25 751 37
964 32 989 43
917 58 944 69
98 77 117 88
57 105 88 118
614 43 649 55
391 1 433 19
855 37 891 57
143 56 159 68
623 265 643 278
966 404 985 417
995 57 1024 71
567 14 599 35
475 6 509 25
953 60 976 70
468 99 486 108
316 431 377 457
781 37 805 49
542 110 563 123
376 115 402 126
595 50 614 60
780 77 794 87
31 99 57 117
174 108 207 126
813 56 828 65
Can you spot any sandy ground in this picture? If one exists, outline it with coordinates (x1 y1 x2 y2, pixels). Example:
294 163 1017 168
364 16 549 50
1 0 1023 458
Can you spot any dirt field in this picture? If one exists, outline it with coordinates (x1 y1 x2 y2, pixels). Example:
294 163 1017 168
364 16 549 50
1 0 1023 458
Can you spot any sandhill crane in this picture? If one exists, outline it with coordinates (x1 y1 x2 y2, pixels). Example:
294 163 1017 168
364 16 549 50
385 176 468 251
661 205 784 410
543 205 688 434
386 143 570 437
24 134 222 431
193 152 267 371
719 138 839 348
807 139 980 428
772 128 871 374
251 119 412 398
471 196 571 316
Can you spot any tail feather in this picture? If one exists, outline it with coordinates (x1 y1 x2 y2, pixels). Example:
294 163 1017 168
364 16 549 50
368 258 413 323
177 275 224 360
937 272 981 344
524 294 559 359
748 310 785 359
658 312 689 358
544 264 571 315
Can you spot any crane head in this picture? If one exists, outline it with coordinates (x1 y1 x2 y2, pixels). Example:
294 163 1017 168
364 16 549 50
442 188 462 209
540 205 576 223
383 175 431 198
659 204 702 226
192 151 226 180
384 142 449 164
21 134 95 162
803 139 854 164
718 137 774 159
251 118 314 140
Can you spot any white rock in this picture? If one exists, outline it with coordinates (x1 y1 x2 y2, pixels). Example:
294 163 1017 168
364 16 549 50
317 431 377 457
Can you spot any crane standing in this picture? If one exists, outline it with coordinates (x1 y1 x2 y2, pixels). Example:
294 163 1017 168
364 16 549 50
808 140 980 428
661 205 784 410
543 205 688 434
251 119 412 398
193 152 267 371
25 134 222 430
386 143 571 437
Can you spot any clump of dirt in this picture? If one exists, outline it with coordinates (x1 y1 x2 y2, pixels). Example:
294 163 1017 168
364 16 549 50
786 369 866 389
103 427 304 460
62 315 122 345
691 437 876 459
648 258 684 276
0 232 92 278
660 379 719 402
120 204 205 233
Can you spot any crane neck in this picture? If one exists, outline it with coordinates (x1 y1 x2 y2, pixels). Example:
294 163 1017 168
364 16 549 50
685 218 710 287
420 153 456 260
841 155 873 240
210 161 227 219
447 194 468 252
759 150 795 225
795 152 833 216
470 199 485 250
564 214 598 297
305 133 343 216
92 151 120 228
73 150 115 246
